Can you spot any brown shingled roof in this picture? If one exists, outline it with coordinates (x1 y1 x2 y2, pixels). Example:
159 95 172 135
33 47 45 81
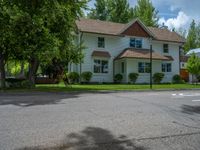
115 48 173 61
92 51 111 58
76 18 186 43
148 27 186 43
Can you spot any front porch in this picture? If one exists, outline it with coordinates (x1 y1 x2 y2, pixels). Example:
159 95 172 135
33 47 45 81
114 48 174 83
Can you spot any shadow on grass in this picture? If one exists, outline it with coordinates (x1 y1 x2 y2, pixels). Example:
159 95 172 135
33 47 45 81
181 105 200 114
16 127 147 150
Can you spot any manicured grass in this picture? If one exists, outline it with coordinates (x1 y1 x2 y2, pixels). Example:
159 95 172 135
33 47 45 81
2 82 200 92
34 83 200 92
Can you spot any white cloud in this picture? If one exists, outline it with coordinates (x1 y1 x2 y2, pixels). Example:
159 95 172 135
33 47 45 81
158 11 190 30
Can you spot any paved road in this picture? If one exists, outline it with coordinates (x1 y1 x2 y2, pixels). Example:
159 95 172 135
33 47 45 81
0 90 200 150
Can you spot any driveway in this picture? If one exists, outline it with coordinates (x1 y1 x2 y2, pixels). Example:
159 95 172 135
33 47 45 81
0 90 200 150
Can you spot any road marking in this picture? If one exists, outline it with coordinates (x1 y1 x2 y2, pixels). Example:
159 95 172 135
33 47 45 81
192 100 200 102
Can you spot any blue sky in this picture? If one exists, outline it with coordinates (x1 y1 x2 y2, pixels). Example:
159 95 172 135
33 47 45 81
87 0 200 31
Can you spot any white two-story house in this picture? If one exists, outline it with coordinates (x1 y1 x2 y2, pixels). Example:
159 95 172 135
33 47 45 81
72 18 185 83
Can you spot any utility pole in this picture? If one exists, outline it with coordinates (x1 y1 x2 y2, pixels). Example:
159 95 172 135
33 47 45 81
150 41 153 89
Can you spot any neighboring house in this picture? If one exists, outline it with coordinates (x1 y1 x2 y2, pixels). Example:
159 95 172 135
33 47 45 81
72 18 185 83
180 56 189 82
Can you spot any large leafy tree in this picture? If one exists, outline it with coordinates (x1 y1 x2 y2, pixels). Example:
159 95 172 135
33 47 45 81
0 1 17 89
184 20 197 52
131 0 159 27
10 0 87 86
186 53 200 83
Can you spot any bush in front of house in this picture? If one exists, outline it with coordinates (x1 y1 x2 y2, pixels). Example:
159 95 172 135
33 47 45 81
128 73 139 84
5 78 31 88
67 72 79 84
81 71 93 83
172 74 184 84
114 74 123 83
153 73 164 84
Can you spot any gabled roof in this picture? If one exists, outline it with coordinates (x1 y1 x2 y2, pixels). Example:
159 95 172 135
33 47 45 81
115 48 174 61
119 19 155 38
76 18 186 43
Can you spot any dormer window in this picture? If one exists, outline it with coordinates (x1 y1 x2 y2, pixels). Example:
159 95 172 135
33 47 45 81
130 38 142 48
98 37 105 48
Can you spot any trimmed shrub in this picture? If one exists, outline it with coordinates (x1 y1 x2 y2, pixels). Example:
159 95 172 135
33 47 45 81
5 78 31 88
172 74 184 84
129 73 139 84
81 71 93 83
67 72 79 84
114 74 123 83
153 73 164 84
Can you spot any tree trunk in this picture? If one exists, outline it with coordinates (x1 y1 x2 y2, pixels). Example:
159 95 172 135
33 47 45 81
0 52 6 89
28 58 39 87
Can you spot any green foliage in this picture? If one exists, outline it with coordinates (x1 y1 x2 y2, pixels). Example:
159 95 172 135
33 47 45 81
114 74 123 83
87 0 159 26
109 0 132 23
81 71 93 82
5 78 31 88
184 20 197 52
128 73 139 84
131 0 159 27
67 72 80 84
153 73 164 84
186 53 200 81
88 0 109 20
88 0 133 23
172 74 184 84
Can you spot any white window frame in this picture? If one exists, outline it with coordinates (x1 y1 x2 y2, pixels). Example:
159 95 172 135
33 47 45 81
138 62 150 73
130 38 143 48
162 63 172 72
93 59 109 74
163 44 169 53
98 37 105 48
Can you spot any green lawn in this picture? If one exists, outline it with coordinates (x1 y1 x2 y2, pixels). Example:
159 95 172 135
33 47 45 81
2 82 200 92
33 83 200 92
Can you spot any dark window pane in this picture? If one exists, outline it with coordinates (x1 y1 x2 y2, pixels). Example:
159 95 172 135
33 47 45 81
98 37 105 48
163 44 168 53
102 60 108 73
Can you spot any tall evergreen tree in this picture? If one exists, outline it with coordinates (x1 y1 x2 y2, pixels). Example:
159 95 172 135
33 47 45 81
109 0 132 23
184 20 197 52
87 0 109 20
132 0 159 27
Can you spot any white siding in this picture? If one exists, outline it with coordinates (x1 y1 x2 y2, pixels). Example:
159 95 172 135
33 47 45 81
75 32 182 83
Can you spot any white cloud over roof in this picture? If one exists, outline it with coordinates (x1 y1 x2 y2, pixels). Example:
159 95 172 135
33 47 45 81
158 11 190 29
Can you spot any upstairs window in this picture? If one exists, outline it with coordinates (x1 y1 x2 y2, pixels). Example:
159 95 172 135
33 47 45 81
94 59 108 73
98 37 105 48
138 62 150 73
130 38 142 48
163 44 169 53
162 63 171 72
121 62 125 73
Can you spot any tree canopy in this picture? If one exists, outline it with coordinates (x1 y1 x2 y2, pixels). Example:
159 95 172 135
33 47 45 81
87 0 159 26
0 0 88 88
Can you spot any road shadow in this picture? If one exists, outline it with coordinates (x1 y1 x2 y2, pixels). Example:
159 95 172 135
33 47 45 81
0 91 115 107
16 127 147 150
181 105 200 114
0 92 80 107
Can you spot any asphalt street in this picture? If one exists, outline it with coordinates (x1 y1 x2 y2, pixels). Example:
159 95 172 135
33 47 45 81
0 90 200 150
